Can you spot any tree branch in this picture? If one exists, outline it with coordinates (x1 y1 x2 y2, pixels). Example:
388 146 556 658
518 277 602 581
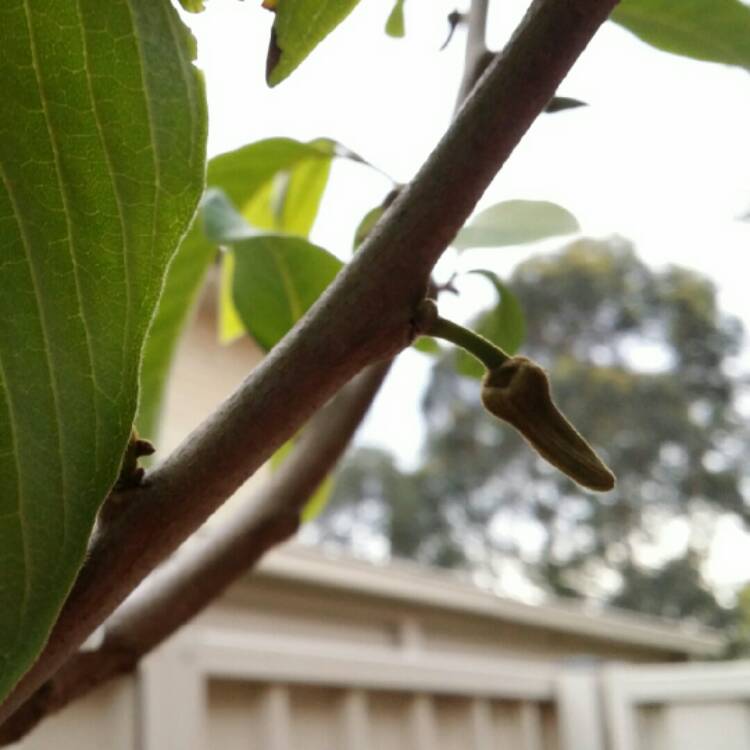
0 0 619 723
0 3 499 738
0 362 390 745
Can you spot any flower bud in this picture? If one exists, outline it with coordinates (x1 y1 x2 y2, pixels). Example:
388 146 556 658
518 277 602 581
481 357 615 492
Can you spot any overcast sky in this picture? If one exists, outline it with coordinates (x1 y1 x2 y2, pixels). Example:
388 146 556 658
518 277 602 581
184 0 750 590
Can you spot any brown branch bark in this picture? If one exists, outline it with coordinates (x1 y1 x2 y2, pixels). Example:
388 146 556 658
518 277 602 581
0 362 390 745
0 0 619 724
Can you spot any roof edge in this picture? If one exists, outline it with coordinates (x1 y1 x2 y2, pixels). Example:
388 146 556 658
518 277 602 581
248 544 723 658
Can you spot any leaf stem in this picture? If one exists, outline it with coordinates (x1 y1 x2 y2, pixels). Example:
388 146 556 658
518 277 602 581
430 315 509 370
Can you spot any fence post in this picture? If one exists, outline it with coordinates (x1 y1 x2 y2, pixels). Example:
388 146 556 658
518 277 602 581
340 689 370 750
138 635 206 750
556 661 606 750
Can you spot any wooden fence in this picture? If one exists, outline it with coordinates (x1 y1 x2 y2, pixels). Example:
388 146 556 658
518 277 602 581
14 627 750 750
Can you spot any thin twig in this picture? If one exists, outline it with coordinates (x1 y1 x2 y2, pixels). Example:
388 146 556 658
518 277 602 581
0 0 619 724
454 0 492 111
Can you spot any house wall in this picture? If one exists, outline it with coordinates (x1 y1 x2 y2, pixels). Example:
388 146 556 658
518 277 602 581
158 271 263 459
157 273 268 524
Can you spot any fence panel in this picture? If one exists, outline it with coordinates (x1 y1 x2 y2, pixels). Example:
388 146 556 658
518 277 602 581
602 661 750 750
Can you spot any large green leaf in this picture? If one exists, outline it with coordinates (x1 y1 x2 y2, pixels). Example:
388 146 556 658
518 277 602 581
611 0 750 69
266 0 362 86
138 138 335 435
454 272 526 379
453 200 579 251
0 0 206 700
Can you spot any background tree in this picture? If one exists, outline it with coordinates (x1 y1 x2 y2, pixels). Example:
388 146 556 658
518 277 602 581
317 238 748 627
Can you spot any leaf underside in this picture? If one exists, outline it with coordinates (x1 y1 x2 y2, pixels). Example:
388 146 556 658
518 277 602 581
452 200 580 251
0 0 206 700
267 0 362 86
611 0 750 69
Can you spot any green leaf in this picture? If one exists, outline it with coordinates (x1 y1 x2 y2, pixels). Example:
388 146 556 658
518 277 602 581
178 0 205 11
267 0 362 86
455 272 526 379
276 139 335 235
204 188 342 351
413 336 443 355
386 0 406 37
202 188 259 244
207 138 333 216
232 235 343 350
611 0 750 69
243 138 336 237
353 205 385 250
270 440 335 521
209 139 340 352
139 138 336 439
174 187 253 351
0 0 206 701
453 200 580 250
545 96 588 113
302 474 335 521
218 252 246 345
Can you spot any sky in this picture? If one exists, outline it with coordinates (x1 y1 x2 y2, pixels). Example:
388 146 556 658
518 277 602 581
183 1 750 590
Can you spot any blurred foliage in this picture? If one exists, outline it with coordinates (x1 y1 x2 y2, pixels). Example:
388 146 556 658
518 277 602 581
317 238 749 631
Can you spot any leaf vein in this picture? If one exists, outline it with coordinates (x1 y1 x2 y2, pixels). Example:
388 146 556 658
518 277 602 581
76 0 132 403
22 0 102 535
0 359 28 633
0 162 54 651
124 0 162 298
270 242 303 324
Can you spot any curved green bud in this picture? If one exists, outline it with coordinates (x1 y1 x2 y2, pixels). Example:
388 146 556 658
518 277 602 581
481 357 615 492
